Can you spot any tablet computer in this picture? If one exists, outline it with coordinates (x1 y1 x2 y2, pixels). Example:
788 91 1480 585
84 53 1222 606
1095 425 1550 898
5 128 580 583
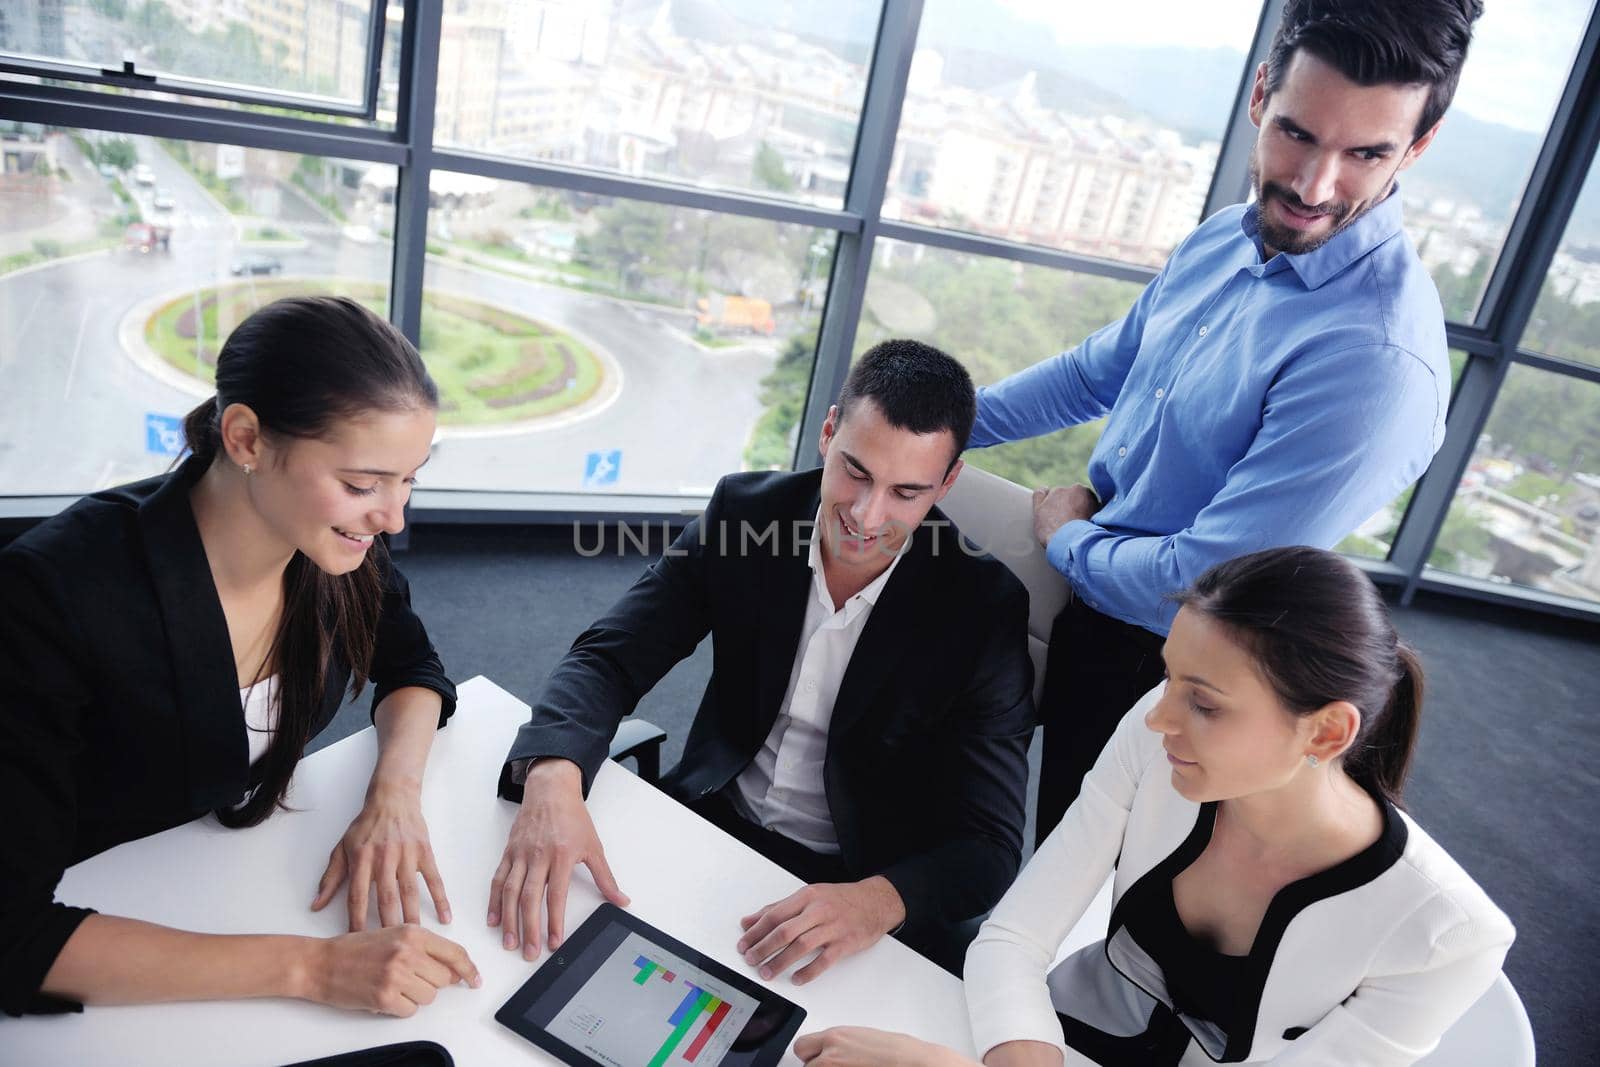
495 903 806 1067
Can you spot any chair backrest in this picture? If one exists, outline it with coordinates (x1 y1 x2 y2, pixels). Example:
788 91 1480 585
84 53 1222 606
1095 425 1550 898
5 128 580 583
937 464 1071 706
1414 972 1536 1067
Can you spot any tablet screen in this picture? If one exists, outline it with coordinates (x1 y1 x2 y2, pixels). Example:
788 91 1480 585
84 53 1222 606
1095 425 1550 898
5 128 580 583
498 905 803 1067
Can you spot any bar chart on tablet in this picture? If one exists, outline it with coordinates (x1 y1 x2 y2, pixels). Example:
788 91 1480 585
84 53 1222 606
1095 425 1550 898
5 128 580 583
551 932 756 1066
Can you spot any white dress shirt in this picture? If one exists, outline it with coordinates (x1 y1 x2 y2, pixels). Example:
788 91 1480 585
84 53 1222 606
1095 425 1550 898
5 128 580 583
731 513 904 854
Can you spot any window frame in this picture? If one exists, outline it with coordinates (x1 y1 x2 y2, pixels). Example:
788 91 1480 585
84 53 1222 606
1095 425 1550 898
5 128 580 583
0 0 389 120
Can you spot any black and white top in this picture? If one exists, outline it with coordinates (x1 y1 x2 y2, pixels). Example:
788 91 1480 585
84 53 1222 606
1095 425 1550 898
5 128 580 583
966 687 1514 1065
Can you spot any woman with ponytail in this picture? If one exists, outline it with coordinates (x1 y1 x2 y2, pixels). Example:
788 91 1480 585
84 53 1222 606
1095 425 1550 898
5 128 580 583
797 547 1514 1066
0 296 481 1018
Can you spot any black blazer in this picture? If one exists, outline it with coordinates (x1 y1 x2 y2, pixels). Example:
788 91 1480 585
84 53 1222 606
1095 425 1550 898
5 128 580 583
499 469 1034 930
0 457 456 1018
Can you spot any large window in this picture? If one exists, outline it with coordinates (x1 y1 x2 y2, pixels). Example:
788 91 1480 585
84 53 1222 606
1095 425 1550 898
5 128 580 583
432 0 880 206
414 175 833 494
0 127 394 495
885 0 1264 267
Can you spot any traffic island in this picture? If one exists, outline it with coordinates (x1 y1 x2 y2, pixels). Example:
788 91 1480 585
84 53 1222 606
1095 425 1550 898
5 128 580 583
133 278 618 428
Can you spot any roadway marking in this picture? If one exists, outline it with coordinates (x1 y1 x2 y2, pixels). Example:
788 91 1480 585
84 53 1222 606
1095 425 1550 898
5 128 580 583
62 305 91 401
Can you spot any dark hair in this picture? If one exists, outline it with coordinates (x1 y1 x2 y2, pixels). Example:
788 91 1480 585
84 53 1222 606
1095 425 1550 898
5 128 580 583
1264 0 1484 140
837 339 976 469
1173 546 1423 807
182 295 438 827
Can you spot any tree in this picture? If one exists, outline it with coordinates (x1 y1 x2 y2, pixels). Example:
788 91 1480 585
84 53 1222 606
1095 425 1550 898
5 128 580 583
744 331 816 470
577 202 673 294
752 142 796 194
98 137 138 172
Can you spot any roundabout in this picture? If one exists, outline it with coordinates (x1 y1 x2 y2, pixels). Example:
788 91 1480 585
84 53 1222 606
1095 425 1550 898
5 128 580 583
133 277 619 428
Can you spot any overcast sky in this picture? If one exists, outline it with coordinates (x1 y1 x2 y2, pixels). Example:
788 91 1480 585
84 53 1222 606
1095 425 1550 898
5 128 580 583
994 0 1593 133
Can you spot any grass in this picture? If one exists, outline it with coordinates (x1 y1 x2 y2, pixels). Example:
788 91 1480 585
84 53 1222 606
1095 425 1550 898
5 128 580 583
243 225 299 243
0 236 120 277
141 278 605 424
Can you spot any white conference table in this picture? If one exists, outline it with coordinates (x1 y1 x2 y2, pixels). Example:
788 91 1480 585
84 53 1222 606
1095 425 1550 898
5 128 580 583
2 676 978 1066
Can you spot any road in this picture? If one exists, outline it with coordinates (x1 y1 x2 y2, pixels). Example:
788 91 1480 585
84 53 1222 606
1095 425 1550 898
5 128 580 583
0 136 780 499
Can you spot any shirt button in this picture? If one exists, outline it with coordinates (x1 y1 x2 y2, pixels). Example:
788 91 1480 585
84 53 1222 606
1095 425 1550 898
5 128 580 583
1198 324 1209 337
1118 446 1128 457
1154 387 1165 399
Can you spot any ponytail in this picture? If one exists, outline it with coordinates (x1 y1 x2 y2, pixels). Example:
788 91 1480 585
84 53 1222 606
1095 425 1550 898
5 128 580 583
182 395 222 465
1350 642 1424 808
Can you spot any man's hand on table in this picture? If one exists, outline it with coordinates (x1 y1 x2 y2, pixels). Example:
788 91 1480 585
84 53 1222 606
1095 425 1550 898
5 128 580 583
489 757 631 960
737 876 906 985
312 776 451 930
794 1027 975 1066
1032 485 1101 547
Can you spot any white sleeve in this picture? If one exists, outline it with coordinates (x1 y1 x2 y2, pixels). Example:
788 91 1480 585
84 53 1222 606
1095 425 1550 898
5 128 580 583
963 687 1164 1061
1268 916 1515 1066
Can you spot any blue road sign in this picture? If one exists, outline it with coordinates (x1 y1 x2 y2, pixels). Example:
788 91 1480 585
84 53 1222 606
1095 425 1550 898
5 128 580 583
145 413 187 456
583 449 621 489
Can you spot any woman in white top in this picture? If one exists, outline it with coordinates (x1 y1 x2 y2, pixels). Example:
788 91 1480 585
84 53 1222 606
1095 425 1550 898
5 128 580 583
795 546 1514 1065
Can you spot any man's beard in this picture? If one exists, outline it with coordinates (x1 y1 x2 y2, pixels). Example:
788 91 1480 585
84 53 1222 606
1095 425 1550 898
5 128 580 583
1248 154 1357 256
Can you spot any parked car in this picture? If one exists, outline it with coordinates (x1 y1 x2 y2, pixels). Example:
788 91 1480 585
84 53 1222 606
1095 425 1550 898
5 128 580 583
132 163 156 186
230 254 282 276
152 187 176 211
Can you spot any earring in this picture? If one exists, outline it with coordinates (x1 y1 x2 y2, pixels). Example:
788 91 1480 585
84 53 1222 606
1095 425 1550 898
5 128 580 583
1306 754 1320 768
242 463 253 476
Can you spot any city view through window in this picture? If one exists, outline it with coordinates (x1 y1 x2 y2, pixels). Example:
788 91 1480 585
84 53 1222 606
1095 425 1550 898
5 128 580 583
1 0 1599 608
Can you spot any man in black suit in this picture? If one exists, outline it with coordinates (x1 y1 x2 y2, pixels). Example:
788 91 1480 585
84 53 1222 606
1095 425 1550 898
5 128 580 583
488 340 1034 979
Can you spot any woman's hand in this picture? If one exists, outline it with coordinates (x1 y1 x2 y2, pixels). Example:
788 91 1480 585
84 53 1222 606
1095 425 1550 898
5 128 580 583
301 925 480 1017
793 1027 974 1066
312 780 451 929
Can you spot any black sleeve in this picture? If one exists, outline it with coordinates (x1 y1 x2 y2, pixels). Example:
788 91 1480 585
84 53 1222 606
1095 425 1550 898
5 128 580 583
497 480 722 801
368 554 457 727
0 546 98 1017
877 576 1035 927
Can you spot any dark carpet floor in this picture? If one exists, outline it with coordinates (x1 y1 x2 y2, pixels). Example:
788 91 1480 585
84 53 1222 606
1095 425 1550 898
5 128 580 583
321 524 1599 1065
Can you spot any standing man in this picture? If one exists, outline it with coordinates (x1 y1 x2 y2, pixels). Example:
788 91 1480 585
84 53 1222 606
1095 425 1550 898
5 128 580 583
969 0 1481 842
489 341 1034 977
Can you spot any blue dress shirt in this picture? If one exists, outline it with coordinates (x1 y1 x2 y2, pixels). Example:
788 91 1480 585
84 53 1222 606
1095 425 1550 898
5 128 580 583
969 189 1450 635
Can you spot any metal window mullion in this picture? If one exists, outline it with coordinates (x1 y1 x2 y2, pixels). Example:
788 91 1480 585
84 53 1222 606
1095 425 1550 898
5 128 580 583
1201 0 1285 218
1510 349 1600 387
428 149 862 233
0 55 372 118
389 0 440 346
0 77 394 138
794 0 925 469
359 0 389 120
875 220 1158 286
1389 12 1600 601
0 84 407 163
1443 322 1503 358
